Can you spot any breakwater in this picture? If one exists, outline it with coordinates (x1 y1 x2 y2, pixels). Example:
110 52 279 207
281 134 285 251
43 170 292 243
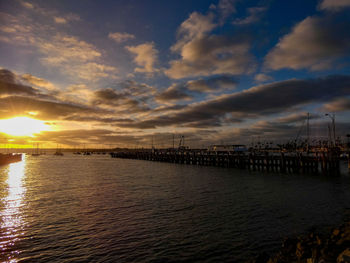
110 150 342 174
0 153 22 166
248 220 350 263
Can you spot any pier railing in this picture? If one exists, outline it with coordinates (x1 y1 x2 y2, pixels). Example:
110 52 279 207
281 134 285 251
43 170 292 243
110 150 341 175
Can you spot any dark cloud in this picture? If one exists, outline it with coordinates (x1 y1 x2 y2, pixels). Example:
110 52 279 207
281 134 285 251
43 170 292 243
93 87 150 113
213 120 350 146
152 104 187 113
156 76 237 103
94 88 127 103
117 80 156 96
155 84 193 103
117 75 350 129
63 115 134 124
92 80 154 113
0 95 109 119
0 69 39 96
187 75 238 92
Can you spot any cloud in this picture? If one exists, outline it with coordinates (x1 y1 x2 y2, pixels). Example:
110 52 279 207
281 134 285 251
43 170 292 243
186 76 238 92
174 12 216 47
155 84 193 103
0 95 109 120
36 34 118 81
21 1 34 9
92 84 152 114
318 0 350 11
218 0 237 18
93 88 127 104
0 11 115 82
108 32 135 43
166 11 255 79
54 17 67 24
35 129 194 148
322 98 350 112
276 112 320 124
35 129 126 146
254 73 273 83
0 69 39 96
210 0 238 23
166 34 255 79
155 76 237 104
21 73 56 90
265 15 350 71
20 1 80 24
125 42 159 73
116 80 156 96
152 104 187 113
233 7 267 25
92 80 156 104
63 115 134 124
0 69 113 120
116 75 350 129
60 84 95 103
53 14 80 24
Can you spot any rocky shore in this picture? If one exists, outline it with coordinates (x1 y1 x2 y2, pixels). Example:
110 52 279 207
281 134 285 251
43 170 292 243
248 221 350 263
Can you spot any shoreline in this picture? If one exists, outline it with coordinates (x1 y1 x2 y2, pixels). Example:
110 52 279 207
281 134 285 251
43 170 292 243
247 220 350 263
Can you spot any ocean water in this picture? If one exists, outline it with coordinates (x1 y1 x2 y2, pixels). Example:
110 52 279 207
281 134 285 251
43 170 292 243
1 154 350 262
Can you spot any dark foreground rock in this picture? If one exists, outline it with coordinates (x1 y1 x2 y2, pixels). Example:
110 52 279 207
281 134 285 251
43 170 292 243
247 221 350 263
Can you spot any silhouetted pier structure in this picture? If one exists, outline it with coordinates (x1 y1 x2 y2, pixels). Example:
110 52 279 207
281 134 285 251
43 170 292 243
0 153 22 166
110 150 341 175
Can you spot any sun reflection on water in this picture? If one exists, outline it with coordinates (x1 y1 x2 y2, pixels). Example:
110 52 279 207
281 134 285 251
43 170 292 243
0 156 26 262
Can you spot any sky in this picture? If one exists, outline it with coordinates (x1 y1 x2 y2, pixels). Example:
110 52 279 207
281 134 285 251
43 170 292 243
0 0 350 148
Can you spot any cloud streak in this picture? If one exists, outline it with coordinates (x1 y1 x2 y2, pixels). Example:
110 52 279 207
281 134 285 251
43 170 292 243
117 75 350 129
109 32 135 43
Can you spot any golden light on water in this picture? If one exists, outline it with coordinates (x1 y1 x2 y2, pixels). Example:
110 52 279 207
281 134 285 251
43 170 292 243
0 157 26 262
0 117 50 137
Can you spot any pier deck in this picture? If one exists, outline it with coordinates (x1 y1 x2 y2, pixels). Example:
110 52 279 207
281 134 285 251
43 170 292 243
110 150 341 175
0 153 22 166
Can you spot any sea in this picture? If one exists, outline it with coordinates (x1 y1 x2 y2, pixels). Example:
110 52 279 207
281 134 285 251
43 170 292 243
1 153 350 262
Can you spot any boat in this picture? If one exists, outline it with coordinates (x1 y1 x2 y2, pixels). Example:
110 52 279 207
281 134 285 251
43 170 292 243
54 144 64 156
32 143 41 156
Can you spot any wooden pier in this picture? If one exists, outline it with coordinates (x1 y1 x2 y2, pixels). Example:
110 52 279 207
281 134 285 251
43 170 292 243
0 153 22 166
110 150 341 175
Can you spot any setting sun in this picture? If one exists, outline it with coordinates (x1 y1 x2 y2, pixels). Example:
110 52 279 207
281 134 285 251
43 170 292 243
0 117 50 136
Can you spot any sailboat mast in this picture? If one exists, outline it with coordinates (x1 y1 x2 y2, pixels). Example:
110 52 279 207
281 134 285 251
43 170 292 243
306 112 310 152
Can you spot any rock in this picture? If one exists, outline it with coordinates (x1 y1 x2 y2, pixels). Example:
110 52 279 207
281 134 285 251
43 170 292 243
246 221 350 263
245 252 270 263
254 252 270 263
333 229 341 237
281 237 297 255
337 248 350 263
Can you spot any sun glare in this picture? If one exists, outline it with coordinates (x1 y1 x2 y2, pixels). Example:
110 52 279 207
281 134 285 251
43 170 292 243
0 117 50 136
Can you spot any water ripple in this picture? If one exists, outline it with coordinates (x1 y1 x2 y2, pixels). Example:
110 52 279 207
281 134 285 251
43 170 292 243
1 155 350 262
